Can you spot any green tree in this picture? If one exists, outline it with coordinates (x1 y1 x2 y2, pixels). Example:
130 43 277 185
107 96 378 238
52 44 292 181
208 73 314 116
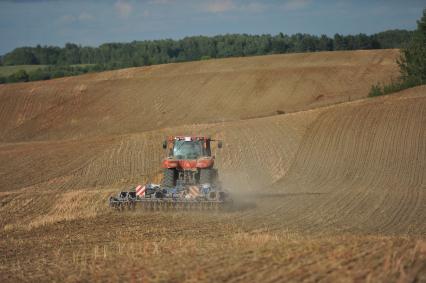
369 9 426 97
398 9 426 84
8 70 29 82
333 34 347 50
374 30 414 48
3 48 38 65
318 35 333 51
29 69 51 81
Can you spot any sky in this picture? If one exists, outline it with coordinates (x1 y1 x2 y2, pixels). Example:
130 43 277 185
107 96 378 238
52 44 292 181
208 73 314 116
0 0 424 55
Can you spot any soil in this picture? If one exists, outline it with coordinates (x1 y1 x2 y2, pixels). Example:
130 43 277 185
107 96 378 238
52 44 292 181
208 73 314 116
0 49 425 282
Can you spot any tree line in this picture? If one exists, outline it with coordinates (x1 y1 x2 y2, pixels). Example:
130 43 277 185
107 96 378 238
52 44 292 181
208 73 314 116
369 9 426 96
0 29 415 84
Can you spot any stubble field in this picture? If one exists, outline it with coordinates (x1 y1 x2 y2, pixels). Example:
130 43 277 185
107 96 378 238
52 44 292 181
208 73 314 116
0 49 425 282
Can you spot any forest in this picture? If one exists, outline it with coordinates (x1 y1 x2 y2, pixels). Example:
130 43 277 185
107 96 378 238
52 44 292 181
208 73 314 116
0 29 414 84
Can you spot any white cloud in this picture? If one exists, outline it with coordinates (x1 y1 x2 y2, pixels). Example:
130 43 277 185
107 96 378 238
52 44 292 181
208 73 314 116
115 0 133 18
204 0 236 13
282 0 311 11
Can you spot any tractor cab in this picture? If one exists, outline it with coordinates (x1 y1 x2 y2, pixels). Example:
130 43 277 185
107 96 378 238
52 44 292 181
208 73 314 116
163 136 221 160
161 136 222 187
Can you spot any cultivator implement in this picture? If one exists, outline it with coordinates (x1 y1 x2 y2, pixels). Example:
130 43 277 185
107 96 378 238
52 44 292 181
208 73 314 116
109 183 231 211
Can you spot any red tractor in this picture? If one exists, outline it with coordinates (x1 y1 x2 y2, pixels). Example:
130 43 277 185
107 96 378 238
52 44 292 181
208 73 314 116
109 136 231 210
161 136 222 188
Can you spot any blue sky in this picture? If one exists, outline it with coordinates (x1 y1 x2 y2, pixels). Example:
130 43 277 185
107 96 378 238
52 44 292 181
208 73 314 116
0 0 424 55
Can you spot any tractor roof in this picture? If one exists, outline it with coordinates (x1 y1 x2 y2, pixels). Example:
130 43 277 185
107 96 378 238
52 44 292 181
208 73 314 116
168 136 211 141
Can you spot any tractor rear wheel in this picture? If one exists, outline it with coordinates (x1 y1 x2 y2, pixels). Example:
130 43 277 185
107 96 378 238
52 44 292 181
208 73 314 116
162 169 176 188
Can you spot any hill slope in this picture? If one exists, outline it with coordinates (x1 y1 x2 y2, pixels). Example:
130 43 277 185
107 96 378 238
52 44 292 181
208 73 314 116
0 49 398 142
0 50 425 282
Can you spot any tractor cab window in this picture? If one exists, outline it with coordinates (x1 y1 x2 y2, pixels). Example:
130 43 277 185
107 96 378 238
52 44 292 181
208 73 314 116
173 140 203 159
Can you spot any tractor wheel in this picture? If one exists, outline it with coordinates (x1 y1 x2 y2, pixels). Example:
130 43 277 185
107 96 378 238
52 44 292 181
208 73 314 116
162 169 176 188
199 168 213 184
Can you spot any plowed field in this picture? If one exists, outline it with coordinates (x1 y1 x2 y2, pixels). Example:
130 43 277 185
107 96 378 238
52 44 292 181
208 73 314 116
0 50 425 282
